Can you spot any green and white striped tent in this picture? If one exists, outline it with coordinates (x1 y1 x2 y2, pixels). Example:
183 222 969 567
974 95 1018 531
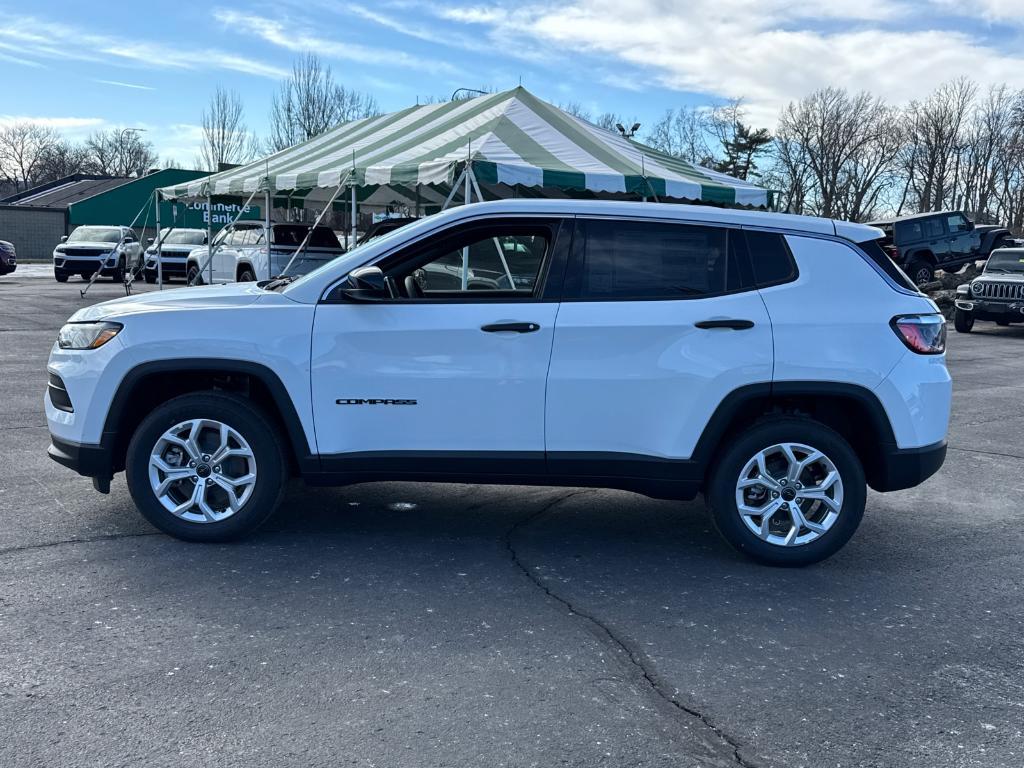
158 87 771 208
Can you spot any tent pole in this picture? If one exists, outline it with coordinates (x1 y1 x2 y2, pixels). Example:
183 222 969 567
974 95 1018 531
279 177 349 278
441 168 467 211
461 161 471 290
154 190 162 290
206 192 214 284
350 184 357 247
264 183 272 280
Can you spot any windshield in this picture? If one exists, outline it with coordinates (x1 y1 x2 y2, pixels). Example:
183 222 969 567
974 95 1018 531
68 227 120 243
985 250 1024 274
160 230 206 245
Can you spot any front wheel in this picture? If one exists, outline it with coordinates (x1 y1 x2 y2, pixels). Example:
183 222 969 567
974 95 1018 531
707 418 866 566
186 264 204 286
125 392 288 541
54 270 69 283
237 267 256 282
954 308 974 333
144 271 157 284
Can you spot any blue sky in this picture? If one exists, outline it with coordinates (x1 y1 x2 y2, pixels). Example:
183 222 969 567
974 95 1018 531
2 0 1023 165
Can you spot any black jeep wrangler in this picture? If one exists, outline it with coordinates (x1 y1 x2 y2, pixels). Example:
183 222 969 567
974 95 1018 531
954 248 1024 332
868 211 1012 285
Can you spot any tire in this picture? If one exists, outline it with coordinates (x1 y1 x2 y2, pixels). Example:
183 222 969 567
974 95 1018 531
997 319 1010 327
706 417 866 567
186 264 204 286
144 272 157 284
111 257 125 283
954 308 974 333
907 259 934 286
237 267 256 282
125 392 288 542
54 270 69 283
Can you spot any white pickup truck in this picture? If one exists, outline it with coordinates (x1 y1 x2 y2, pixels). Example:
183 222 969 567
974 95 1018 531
185 222 344 284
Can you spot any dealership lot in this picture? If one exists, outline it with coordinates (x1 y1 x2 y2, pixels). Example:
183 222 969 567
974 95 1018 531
2 271 1023 768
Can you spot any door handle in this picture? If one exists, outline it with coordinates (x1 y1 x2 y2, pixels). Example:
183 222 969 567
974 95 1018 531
481 322 541 333
694 319 755 330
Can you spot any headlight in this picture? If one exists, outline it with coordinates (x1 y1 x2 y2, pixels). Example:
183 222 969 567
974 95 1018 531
57 321 123 350
54 246 66 254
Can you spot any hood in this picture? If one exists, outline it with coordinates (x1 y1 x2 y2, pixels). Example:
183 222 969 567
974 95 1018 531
69 283 271 322
975 272 1024 283
59 241 122 250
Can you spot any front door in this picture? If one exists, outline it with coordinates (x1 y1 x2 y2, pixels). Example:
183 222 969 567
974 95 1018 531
545 218 773 466
310 217 569 472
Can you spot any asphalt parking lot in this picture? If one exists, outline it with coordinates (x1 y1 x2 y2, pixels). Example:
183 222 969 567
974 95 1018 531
2 266 1023 768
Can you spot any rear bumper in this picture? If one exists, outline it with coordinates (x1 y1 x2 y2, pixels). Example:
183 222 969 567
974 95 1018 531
871 440 947 492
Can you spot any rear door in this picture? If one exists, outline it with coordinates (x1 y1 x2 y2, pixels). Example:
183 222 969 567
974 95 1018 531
545 217 773 467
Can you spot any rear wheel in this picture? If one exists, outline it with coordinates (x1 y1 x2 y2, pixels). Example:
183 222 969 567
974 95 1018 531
125 392 288 542
954 308 974 333
907 259 934 286
707 418 866 566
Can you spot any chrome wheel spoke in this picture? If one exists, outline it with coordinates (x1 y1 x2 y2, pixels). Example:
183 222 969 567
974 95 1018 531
735 441 844 548
148 417 257 524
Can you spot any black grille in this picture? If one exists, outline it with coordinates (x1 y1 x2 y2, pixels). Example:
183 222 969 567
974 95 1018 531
975 281 1024 300
63 247 110 257
47 373 73 413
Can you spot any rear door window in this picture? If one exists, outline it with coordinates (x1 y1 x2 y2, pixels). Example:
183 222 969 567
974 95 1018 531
567 219 750 300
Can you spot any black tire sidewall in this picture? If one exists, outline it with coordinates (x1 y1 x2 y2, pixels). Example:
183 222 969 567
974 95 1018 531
54 270 68 282
186 266 203 286
239 269 255 282
708 418 866 567
908 259 933 285
125 393 287 542
954 309 974 333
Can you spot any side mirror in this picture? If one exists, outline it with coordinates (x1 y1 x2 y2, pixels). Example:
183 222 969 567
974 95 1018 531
147 237 155 245
60 235 68 243
966 221 975 231
340 266 389 302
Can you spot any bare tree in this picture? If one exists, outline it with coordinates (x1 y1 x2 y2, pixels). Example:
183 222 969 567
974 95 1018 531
645 107 711 164
36 139 95 181
0 122 59 191
85 129 157 177
200 86 256 172
267 53 380 151
774 88 900 220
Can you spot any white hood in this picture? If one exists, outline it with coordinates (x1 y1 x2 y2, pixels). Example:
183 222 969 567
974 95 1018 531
68 283 278 322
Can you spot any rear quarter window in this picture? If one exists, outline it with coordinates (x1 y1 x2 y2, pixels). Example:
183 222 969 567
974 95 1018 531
855 238 918 292
744 230 797 287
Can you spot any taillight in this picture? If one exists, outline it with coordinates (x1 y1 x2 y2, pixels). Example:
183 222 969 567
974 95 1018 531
891 314 946 355
884 245 899 260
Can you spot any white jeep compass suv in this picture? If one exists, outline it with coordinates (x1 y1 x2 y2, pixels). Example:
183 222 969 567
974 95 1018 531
45 201 951 566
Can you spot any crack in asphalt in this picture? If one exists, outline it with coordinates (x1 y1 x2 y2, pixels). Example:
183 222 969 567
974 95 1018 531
503 490 759 768
948 446 1024 462
0 531 160 557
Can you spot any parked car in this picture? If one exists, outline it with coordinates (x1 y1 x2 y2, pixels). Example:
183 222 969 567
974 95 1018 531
142 228 208 283
867 211 1010 285
45 200 950 567
0 239 16 277
52 225 143 283
356 217 418 247
185 222 344 284
953 247 1024 332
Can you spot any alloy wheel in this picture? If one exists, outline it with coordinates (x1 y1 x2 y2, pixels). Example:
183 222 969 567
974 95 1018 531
148 418 257 523
734 442 844 547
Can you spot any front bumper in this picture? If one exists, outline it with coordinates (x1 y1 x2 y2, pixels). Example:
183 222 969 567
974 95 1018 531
871 440 947 492
955 298 1024 321
54 257 120 276
0 261 15 275
143 260 187 278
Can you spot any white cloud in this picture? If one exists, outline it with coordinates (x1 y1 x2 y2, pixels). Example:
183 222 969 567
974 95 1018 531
213 9 461 76
0 14 288 79
95 80 156 91
439 0 1024 126
0 115 105 130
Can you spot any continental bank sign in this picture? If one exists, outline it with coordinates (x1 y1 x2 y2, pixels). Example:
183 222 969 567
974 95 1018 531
162 200 262 230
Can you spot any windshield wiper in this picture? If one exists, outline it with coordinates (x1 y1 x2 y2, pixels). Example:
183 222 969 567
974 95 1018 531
260 275 296 291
